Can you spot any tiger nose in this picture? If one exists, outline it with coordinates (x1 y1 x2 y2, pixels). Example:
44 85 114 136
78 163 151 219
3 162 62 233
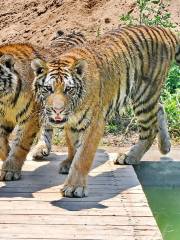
52 107 64 114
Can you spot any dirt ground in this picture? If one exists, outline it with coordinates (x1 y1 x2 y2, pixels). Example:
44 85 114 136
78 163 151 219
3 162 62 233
0 0 179 149
0 0 179 47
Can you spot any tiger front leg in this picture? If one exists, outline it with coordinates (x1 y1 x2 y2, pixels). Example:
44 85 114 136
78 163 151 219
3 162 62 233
29 124 53 160
0 116 39 181
61 117 104 198
0 123 13 161
59 126 78 174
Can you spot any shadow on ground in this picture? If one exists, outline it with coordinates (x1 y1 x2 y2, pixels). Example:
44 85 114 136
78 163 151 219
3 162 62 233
0 149 139 210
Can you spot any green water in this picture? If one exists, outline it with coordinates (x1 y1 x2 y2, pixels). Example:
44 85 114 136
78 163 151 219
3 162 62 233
144 187 180 240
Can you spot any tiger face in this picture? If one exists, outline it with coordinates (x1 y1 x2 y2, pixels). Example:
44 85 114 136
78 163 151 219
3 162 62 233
31 58 87 128
0 54 18 96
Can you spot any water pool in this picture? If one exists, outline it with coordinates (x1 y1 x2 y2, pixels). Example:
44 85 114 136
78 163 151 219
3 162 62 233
134 161 180 240
143 187 180 240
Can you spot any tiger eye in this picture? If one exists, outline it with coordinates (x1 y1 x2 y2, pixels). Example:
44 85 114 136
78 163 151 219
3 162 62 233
46 86 53 92
76 66 82 75
36 68 44 75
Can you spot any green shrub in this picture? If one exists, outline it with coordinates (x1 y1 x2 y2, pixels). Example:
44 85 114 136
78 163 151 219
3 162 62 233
165 64 180 94
120 0 176 28
161 89 180 139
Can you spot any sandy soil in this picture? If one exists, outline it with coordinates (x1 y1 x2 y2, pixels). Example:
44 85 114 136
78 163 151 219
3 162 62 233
0 0 179 148
0 0 179 47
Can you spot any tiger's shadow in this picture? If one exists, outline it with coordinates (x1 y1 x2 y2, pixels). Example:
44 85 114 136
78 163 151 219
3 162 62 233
0 150 138 210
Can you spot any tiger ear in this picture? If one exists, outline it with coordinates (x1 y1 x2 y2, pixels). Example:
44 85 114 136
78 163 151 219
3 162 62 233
0 54 15 71
72 59 87 78
31 58 47 76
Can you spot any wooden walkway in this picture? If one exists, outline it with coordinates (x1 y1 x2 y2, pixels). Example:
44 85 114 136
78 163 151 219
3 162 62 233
0 150 162 240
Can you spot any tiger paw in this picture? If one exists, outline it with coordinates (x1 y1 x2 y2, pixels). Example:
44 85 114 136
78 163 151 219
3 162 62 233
158 138 171 155
59 159 72 174
114 153 140 165
29 143 50 160
61 171 88 198
61 184 88 198
0 160 21 181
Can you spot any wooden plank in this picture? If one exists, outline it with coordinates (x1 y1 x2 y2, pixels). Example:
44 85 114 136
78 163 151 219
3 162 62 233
0 185 143 193
0 195 149 203
0 207 151 216
0 224 134 236
0 215 157 226
3 237 134 240
0 209 150 217
0 238 134 240
0 194 149 204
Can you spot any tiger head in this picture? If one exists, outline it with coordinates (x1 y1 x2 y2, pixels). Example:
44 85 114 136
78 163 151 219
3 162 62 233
31 57 88 128
0 54 18 96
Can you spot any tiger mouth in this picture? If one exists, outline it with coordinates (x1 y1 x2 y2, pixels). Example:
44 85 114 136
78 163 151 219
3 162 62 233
48 117 67 125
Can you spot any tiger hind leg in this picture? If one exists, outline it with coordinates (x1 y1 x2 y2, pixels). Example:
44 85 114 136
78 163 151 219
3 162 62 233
157 103 171 154
29 124 53 160
115 100 159 165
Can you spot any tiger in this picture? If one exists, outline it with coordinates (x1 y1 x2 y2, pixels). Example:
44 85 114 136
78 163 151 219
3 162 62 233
29 31 86 160
31 25 180 198
0 31 86 181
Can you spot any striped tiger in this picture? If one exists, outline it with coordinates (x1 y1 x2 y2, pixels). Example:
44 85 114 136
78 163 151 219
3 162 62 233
29 31 86 160
31 25 180 198
0 31 86 181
